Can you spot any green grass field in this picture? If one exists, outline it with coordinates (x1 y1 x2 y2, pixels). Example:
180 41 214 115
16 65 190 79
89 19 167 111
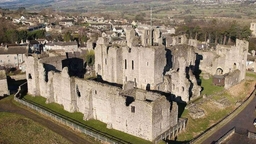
0 112 71 144
177 75 255 141
23 95 151 144
200 76 224 96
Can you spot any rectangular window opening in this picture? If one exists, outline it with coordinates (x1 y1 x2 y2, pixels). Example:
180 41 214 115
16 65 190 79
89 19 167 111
125 59 127 69
132 60 134 70
131 106 135 113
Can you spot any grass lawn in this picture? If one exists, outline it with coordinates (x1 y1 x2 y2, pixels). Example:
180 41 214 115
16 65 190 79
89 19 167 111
23 95 151 144
0 112 71 144
200 76 224 96
177 77 256 141
246 71 256 79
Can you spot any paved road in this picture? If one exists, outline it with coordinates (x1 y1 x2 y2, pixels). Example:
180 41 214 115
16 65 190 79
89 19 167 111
0 96 92 144
203 93 256 144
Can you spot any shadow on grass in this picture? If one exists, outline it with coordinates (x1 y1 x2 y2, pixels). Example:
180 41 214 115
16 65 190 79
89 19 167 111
0 95 9 101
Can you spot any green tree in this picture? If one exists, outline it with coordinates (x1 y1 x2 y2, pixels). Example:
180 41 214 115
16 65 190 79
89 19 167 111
63 31 73 42
18 30 27 42
240 26 251 40
27 30 45 40
5 29 18 43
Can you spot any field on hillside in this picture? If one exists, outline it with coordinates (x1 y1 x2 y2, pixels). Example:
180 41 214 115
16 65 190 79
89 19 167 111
0 112 71 144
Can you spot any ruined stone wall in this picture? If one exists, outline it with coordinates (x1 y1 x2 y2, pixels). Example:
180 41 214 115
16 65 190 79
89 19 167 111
122 46 165 90
0 70 9 96
165 35 187 47
154 47 166 89
53 68 76 112
170 57 190 102
168 45 198 102
26 56 40 96
224 70 241 89
153 28 162 45
95 44 123 84
94 44 104 77
74 78 157 140
27 55 178 141
123 46 141 87
126 27 136 47
39 56 65 71
152 97 178 139
171 45 196 69
188 39 199 48
112 95 153 141
199 39 248 85
197 51 218 74
141 29 153 47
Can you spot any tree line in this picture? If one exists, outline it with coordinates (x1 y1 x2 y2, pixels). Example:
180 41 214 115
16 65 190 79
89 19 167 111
0 29 46 44
0 18 45 44
176 19 252 45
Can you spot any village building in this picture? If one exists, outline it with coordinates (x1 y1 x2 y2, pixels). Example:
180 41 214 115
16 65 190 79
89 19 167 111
0 44 28 71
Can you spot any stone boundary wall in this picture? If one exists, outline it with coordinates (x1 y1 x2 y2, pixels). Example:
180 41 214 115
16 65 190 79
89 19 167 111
215 127 235 144
248 131 256 139
190 87 256 143
14 96 131 144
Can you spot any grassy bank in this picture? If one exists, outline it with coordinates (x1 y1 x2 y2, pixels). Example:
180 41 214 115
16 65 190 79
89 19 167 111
0 112 71 144
177 74 256 141
200 76 224 96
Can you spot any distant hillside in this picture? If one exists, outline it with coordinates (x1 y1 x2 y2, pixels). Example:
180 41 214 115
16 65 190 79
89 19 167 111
0 0 54 9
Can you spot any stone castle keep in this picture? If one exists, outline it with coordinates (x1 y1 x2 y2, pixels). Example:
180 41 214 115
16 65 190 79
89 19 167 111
26 26 248 142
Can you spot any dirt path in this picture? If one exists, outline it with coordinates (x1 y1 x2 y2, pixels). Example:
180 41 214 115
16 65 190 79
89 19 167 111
0 97 92 144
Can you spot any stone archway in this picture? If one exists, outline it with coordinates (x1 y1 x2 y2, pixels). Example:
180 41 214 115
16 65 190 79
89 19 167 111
216 68 223 75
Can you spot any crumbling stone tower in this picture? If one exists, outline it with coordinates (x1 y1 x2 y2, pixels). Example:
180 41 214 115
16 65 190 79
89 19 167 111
95 27 166 90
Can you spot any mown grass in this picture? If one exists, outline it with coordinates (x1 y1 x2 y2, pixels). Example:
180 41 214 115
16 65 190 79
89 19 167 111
0 112 71 144
178 78 255 141
23 95 151 144
200 76 224 96
178 101 233 141
246 71 256 79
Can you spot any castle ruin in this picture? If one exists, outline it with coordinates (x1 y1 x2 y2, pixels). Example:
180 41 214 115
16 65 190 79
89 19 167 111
25 25 248 142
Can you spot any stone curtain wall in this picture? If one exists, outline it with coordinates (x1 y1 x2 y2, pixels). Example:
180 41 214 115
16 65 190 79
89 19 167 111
0 76 9 96
26 56 178 141
13 97 130 144
224 70 240 89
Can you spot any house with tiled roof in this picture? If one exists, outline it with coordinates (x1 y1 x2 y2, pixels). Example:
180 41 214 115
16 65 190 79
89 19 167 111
0 44 28 71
